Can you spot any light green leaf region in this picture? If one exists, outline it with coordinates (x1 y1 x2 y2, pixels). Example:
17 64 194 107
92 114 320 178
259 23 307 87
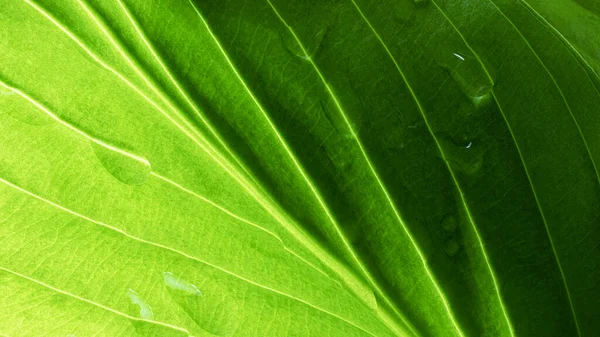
0 0 599 336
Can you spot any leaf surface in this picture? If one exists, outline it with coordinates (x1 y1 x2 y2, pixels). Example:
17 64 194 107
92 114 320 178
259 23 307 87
1 1 599 336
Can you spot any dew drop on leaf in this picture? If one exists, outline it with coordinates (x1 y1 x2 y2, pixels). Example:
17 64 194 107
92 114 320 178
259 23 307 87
441 214 458 232
280 30 310 60
127 289 154 319
439 51 494 107
436 133 484 175
280 25 329 61
163 272 240 337
92 141 151 185
444 238 461 257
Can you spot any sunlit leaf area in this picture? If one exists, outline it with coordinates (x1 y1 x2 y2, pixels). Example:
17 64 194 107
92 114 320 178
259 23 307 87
1 0 599 336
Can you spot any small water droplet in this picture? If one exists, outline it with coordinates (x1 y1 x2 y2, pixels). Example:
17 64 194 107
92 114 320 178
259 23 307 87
92 141 151 185
163 272 239 337
163 272 202 296
436 133 484 175
471 92 493 108
280 26 329 61
441 214 458 232
413 0 429 6
280 31 309 60
127 289 154 319
321 99 351 134
439 51 494 107
444 239 461 257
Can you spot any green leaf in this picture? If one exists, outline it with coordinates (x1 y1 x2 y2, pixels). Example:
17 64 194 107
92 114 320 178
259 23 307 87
1 0 599 336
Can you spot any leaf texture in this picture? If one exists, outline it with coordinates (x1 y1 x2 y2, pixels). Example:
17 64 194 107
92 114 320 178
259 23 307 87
0 0 599 336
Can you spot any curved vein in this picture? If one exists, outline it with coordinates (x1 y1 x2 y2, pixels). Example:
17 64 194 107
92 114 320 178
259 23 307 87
1 79 339 281
0 178 380 337
115 0 261 188
492 0 600 188
0 79 281 242
26 0 304 266
186 0 393 327
263 2 422 337
430 1 580 335
484 1 583 334
517 0 600 88
4 5 381 315
348 1 470 336
0 266 189 334
71 1 371 303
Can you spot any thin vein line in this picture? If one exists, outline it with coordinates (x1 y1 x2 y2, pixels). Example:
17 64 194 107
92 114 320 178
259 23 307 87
149 172 282 242
515 0 600 87
495 1 600 188
24 1 414 331
1 78 334 284
0 79 281 242
0 266 189 334
0 81 148 166
187 0 388 322
397 1 521 335
348 1 468 336
431 1 580 335
37 0 315 265
73 1 366 296
263 2 419 337
515 0 600 178
24 0 296 241
483 1 583 334
7 4 379 314
0 178 380 337
115 0 261 187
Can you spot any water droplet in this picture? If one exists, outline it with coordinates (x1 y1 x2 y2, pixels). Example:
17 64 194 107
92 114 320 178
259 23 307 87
444 239 461 257
280 31 309 60
436 133 484 175
1 88 53 126
127 289 154 319
471 92 493 109
163 272 239 337
92 141 151 185
441 214 458 232
413 0 429 6
439 51 494 107
280 26 329 61
163 272 202 296
321 100 350 134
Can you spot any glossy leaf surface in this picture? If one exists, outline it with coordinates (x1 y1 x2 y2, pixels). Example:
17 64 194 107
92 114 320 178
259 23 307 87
1 1 599 336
